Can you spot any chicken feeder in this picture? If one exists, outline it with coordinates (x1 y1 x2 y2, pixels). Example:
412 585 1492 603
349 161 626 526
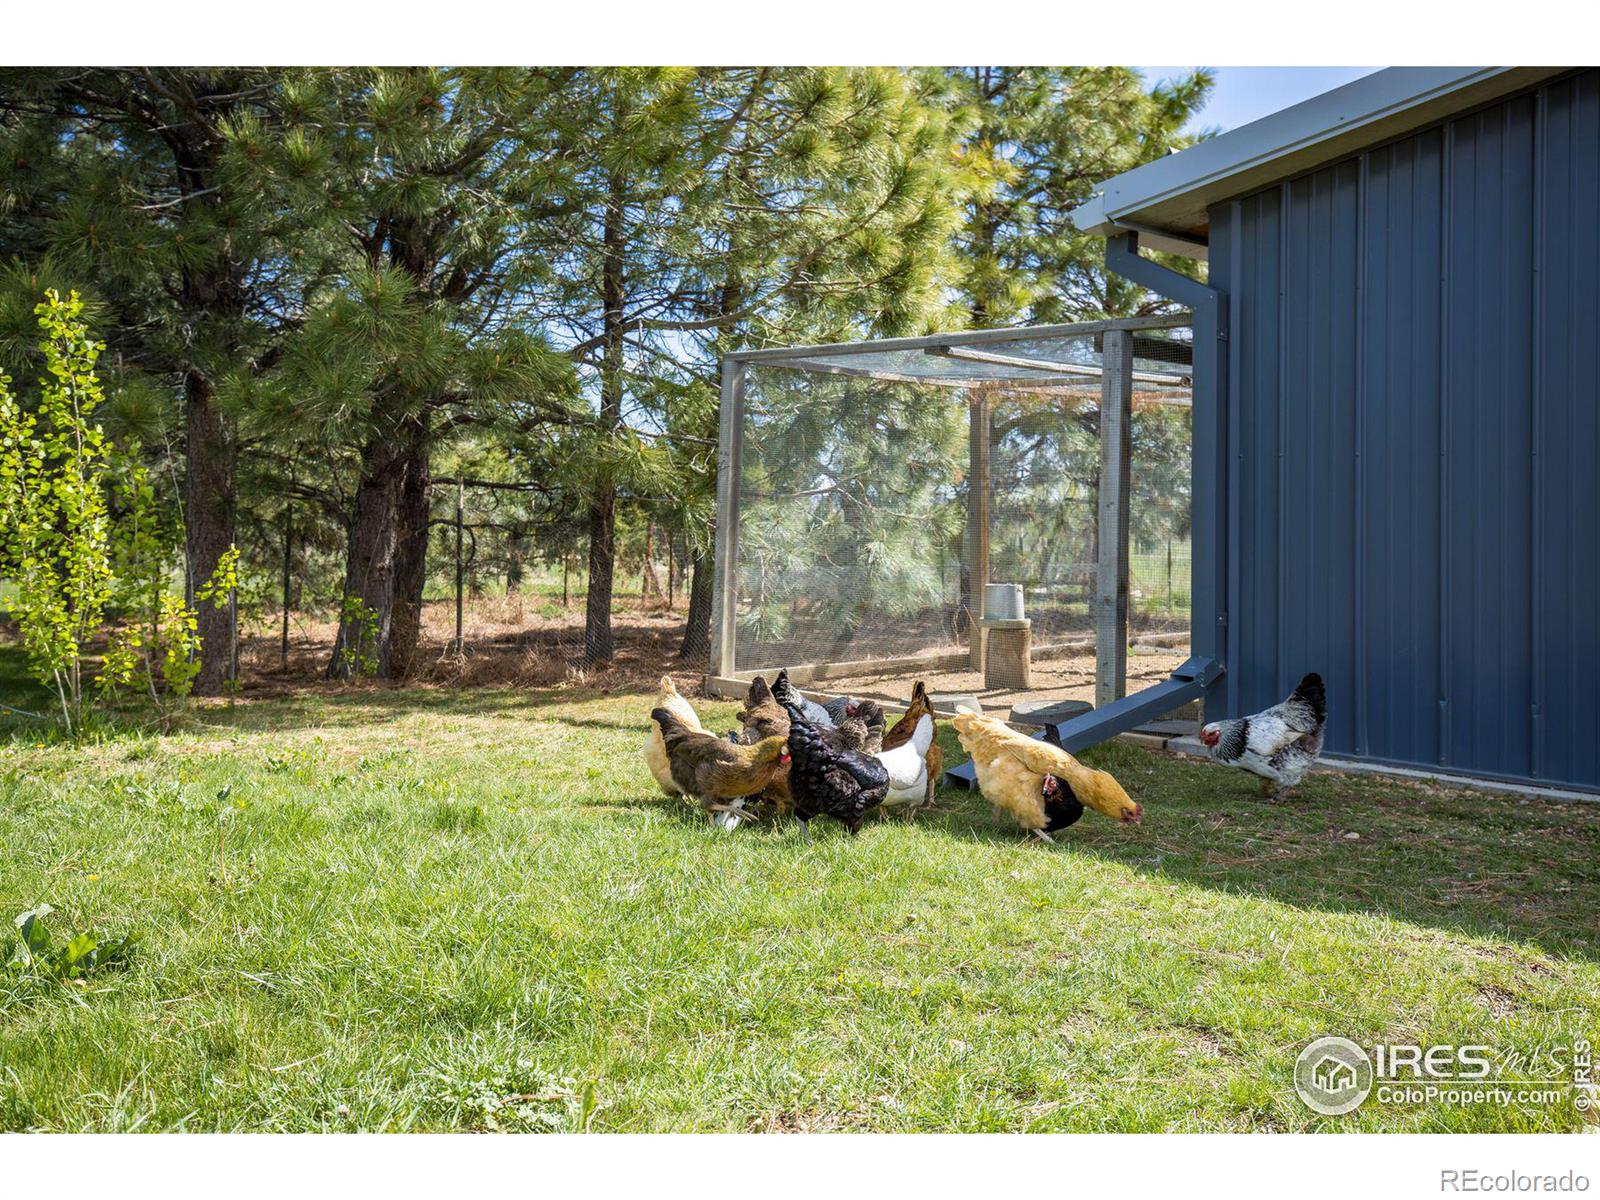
983 583 1025 621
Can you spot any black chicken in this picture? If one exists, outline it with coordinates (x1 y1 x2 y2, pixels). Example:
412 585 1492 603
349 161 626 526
781 701 889 838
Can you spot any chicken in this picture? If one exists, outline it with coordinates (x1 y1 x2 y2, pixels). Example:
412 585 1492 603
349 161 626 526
650 707 790 830
772 669 834 727
734 675 793 815
876 714 936 808
880 681 942 809
1199 672 1326 800
951 709 1141 842
736 675 790 744
642 675 703 796
821 695 857 726
751 676 878 753
841 699 886 754
781 701 889 838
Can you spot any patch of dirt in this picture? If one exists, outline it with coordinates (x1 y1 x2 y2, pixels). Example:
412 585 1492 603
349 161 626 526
1474 984 1519 1018
230 596 694 700
1173 1024 1236 1060
751 1108 863 1133
816 644 1190 716
1460 942 1551 975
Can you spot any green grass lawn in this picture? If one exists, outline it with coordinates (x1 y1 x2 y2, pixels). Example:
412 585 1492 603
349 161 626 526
1 648 1596 1132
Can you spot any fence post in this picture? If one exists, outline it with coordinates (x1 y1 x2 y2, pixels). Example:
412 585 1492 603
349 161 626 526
967 387 991 671
709 357 745 680
1095 327 1133 708
280 500 292 668
454 478 465 654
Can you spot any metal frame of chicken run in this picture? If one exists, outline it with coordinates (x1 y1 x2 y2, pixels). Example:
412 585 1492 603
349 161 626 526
705 312 1221 787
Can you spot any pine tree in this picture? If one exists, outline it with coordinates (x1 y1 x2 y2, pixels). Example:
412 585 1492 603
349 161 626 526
933 68 1211 618
941 66 1211 326
240 68 577 678
0 69 285 694
546 67 974 665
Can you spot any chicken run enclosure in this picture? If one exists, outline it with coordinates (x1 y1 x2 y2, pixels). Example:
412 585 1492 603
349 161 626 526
706 315 1198 736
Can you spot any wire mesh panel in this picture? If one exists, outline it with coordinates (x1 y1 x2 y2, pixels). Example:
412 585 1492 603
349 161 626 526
734 365 970 673
721 317 1193 712
987 382 1102 648
1125 331 1194 648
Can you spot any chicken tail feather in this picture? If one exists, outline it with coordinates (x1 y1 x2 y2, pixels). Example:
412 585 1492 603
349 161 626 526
1291 672 1326 725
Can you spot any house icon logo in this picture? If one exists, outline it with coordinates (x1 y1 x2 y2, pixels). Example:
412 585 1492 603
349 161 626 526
1313 1056 1357 1094
1295 1037 1374 1116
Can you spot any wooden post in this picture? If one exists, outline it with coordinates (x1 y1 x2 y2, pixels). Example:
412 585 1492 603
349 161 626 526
1165 532 1173 613
280 500 292 668
453 478 464 654
666 531 676 608
967 387 991 670
709 358 745 678
1095 328 1133 708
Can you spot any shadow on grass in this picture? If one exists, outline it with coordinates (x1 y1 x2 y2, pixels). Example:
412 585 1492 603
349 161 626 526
913 729 1600 964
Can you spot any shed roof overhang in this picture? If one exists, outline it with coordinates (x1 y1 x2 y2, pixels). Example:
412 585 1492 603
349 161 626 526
1069 67 1571 260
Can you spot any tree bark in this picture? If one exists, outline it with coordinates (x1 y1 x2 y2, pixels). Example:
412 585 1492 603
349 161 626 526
389 430 432 678
583 170 628 664
506 525 526 594
677 540 713 663
183 371 236 695
171 120 243 698
583 490 615 663
328 416 430 679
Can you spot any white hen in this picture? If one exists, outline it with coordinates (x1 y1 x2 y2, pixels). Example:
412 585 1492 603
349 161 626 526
875 714 935 807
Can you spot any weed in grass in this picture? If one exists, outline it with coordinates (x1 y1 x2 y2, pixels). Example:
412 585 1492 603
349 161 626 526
2 903 139 1011
422 1058 593 1132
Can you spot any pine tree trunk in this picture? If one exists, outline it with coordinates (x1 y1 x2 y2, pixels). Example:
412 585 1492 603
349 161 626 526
677 541 713 663
506 526 525 594
583 491 615 663
389 429 431 678
583 170 628 664
666 532 676 607
329 418 430 679
183 371 236 696
641 522 662 601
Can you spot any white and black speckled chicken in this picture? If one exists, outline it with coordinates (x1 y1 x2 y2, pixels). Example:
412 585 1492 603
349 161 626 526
781 701 889 838
772 669 835 728
1200 672 1326 800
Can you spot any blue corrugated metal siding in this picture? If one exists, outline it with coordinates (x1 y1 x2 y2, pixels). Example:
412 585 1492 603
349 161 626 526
1208 69 1600 791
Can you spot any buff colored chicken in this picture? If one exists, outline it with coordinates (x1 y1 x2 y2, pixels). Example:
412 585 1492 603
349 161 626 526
951 709 1142 842
642 675 703 796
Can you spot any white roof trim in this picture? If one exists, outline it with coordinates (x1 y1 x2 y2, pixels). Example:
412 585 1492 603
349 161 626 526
1071 67 1569 253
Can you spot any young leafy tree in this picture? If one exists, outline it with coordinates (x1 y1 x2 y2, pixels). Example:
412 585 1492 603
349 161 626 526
242 68 577 678
0 292 114 733
0 68 287 695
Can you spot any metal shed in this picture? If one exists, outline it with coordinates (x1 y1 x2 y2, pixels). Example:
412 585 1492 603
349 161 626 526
1073 66 1600 793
